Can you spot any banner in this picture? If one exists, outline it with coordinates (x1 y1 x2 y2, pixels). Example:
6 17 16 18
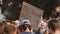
20 1 43 29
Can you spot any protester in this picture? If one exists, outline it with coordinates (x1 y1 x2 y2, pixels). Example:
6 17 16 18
38 16 49 31
20 20 35 34
56 5 60 12
55 5 60 21
20 20 30 32
48 19 60 34
36 23 48 34
14 20 21 34
21 24 35 34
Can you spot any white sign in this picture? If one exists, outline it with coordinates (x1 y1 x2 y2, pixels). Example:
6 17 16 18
20 1 43 29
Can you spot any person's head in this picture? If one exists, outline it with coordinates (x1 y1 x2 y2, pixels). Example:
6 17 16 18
48 19 60 34
42 16 49 23
14 20 20 27
38 24 46 33
22 24 32 32
5 17 14 25
39 23 46 30
4 25 17 34
56 5 60 12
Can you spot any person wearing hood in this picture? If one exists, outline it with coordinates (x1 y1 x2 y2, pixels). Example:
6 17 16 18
20 20 35 34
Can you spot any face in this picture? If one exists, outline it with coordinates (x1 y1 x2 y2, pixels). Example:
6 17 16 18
56 6 60 12
39 25 46 34
40 25 46 31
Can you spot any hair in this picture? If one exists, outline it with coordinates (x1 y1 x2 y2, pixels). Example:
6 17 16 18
22 24 32 31
4 25 17 34
38 24 46 31
43 30 48 34
55 12 60 18
56 4 60 7
48 19 60 32
6 17 12 21
0 22 5 34
43 15 49 20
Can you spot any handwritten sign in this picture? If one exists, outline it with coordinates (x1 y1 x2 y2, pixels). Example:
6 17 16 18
20 1 43 29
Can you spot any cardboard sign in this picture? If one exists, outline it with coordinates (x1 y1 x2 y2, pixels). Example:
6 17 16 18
20 1 43 29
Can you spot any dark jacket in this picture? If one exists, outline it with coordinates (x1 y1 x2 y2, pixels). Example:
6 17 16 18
21 32 35 34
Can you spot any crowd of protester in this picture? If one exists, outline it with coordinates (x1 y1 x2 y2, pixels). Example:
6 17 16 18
0 14 60 34
0 4 60 34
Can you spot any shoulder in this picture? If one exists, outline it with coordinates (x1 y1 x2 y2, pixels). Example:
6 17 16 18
21 32 35 34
